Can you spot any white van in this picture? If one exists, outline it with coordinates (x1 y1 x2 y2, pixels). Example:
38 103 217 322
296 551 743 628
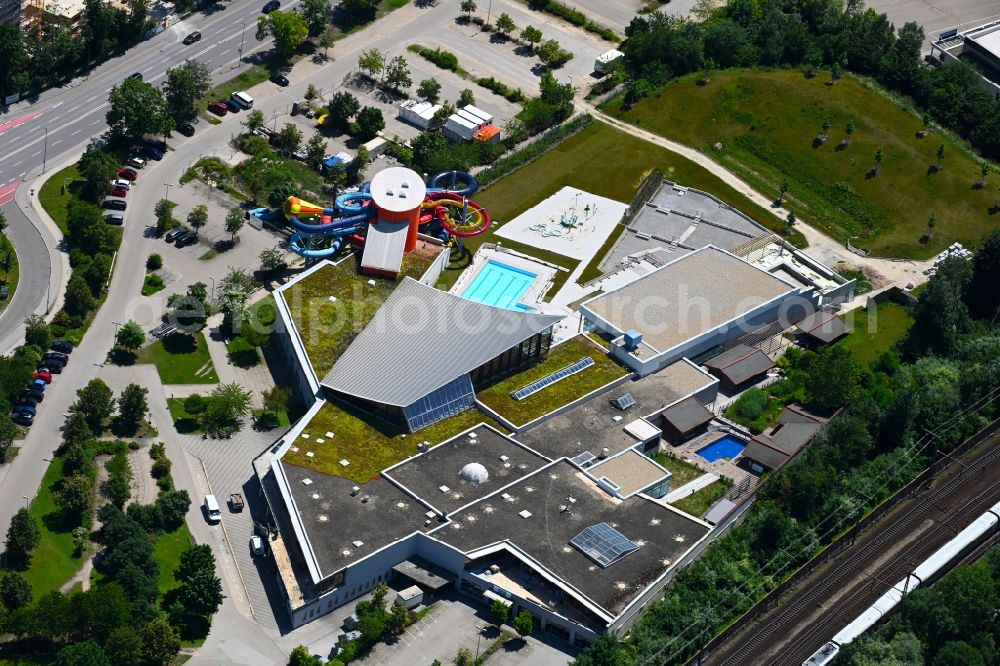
231 91 254 109
204 494 221 523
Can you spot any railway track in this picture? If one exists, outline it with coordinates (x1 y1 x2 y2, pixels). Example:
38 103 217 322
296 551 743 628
707 439 1000 666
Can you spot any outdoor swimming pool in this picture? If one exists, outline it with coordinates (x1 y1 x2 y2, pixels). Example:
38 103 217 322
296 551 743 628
696 435 747 463
461 260 537 310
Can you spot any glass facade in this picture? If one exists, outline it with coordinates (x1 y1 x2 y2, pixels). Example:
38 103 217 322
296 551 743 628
470 328 553 388
404 374 477 431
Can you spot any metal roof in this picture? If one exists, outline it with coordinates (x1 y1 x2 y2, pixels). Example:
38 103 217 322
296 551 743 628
703 344 775 385
322 278 562 406
660 396 714 434
361 220 409 275
796 310 851 344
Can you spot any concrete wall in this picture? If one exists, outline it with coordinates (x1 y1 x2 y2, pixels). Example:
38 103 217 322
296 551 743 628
417 243 449 287
271 295 321 407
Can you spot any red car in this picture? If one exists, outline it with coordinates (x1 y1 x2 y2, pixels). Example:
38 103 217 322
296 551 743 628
118 167 138 181
32 370 52 383
109 186 129 197
208 102 228 116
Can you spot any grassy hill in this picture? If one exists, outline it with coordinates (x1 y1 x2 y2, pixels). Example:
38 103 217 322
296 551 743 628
603 70 999 259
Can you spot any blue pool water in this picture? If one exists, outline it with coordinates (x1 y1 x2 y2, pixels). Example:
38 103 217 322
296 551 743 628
696 435 747 463
461 260 537 310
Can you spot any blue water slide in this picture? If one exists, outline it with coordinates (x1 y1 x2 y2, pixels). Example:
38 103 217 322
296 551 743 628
428 171 478 196
289 223 364 258
288 209 371 234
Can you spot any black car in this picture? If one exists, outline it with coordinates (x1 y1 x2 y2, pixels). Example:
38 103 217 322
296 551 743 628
144 139 167 152
105 213 125 225
183 31 202 45
51 340 74 354
144 145 165 160
44 351 69 365
175 231 198 247
23 387 44 401
224 98 241 113
262 0 279 12
177 122 196 137
165 228 186 242
103 198 127 210
128 72 143 80
11 412 33 427
16 393 40 407
270 73 289 87
38 360 63 374
19 389 42 403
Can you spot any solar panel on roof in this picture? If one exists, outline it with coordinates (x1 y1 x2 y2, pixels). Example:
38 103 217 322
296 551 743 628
570 523 639 568
510 357 595 401
612 393 636 410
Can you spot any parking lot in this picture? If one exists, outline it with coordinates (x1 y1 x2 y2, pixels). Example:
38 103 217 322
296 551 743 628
866 0 1000 49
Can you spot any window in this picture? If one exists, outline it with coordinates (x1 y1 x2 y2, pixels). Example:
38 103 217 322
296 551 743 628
405 374 476 431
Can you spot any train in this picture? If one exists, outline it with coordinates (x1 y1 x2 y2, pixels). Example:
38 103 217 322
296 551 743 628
802 499 1000 666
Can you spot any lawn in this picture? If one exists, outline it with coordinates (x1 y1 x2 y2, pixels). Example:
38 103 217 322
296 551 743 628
836 301 915 367
142 273 166 296
202 65 271 108
281 400 507 484
282 253 438 377
226 336 260 367
137 332 219 384
0 233 19 313
604 70 999 259
652 452 706 488
476 335 631 426
1 457 85 597
724 386 792 434
38 164 83 234
441 120 798 289
672 479 731 518
152 524 194 594
167 398 203 434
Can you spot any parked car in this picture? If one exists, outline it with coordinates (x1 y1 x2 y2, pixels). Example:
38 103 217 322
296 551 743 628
177 122 196 137
175 231 198 247
25 379 46 395
165 228 186 242
118 167 138 181
103 198 127 210
104 213 125 225
11 412 33 426
208 102 229 116
250 534 266 556
224 98 241 113
44 351 69 364
38 361 62 374
128 72 143 80
262 0 279 12
144 139 167 152
33 370 52 383
0 285 7 300
109 186 128 197
183 31 202 45
16 394 40 407
127 156 147 169
144 145 165 160
269 73 289 87
51 340 74 354
12 404 36 418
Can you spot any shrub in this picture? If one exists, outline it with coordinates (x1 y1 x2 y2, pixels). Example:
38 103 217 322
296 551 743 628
151 456 172 480
183 394 207 415
730 388 769 421
476 77 526 103
146 254 163 271
407 45 459 72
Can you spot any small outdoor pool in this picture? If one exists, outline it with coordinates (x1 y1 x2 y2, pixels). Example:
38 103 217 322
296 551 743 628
461 260 537 310
696 435 747 463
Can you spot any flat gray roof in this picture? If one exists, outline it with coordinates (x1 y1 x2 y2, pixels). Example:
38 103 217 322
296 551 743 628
584 246 796 353
660 396 714 434
588 449 669 497
361 220 409 275
323 278 561 406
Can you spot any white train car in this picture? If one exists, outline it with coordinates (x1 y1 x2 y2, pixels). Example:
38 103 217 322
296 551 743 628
802 500 1000 666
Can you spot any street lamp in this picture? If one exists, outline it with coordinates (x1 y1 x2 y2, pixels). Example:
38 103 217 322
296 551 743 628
163 182 172 201
112 320 122 337
474 625 484 662
485 0 493 29
21 495 29 508
237 21 247 68
209 276 216 301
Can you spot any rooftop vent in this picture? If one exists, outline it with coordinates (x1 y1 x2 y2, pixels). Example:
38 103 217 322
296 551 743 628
361 495 370 503
439 485 451 493
418 441 430 453
301 478 313 486
600 448 610 459
469 432 477 439
519 510 532 519
499 455 509 462
623 329 643 351
352 540 364 548
339 459 350 467
424 519 432 527
351 486 360 496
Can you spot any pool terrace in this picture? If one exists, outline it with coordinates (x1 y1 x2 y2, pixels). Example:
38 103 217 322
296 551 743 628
280 244 442 378
450 246 558 310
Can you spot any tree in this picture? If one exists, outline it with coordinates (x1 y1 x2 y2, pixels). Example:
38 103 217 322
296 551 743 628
513 610 533 638
936 143 945 169
0 248 13 285
243 108 266 133
347 144 368 184
873 147 884 175
844 120 855 145
301 0 330 35
911 256 973 354
384 55 412 91
537 39 569 67
0 415 18 463
176 564 224 618
778 179 789 205
490 599 509 627
806 346 859 414
388 602 409 633
460 0 476 20
168 282 209 333
154 198 177 236
187 204 208 237
164 59 211 120
926 213 937 240
417 78 442 104
106 78 173 141
209 382 253 422
64 274 96 318
175 544 215 584
1 572 32 610
260 246 287 273
79 148 120 203
371 582 389 609
24 314 51 349
140 618 181 666
785 211 796 234
55 641 110 666
458 88 475 107
819 115 831 141
453 647 473 666
262 386 291 415
105 625 143 666
521 25 542 51
73 378 114 435
966 229 1000 319
5 507 40 561
327 91 360 131
277 122 303 155
115 320 145 352
62 413 93 449
356 106 385 141
146 253 163 270
117 383 149 430
304 133 327 171
288 646 323 666
317 26 336 60
496 12 516 39
156 490 191 530
357 48 385 82
56 474 94 522
256 10 309 58
977 162 988 188
225 206 246 242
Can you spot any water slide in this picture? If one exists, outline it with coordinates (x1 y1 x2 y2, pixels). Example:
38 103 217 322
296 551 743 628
283 171 488 259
